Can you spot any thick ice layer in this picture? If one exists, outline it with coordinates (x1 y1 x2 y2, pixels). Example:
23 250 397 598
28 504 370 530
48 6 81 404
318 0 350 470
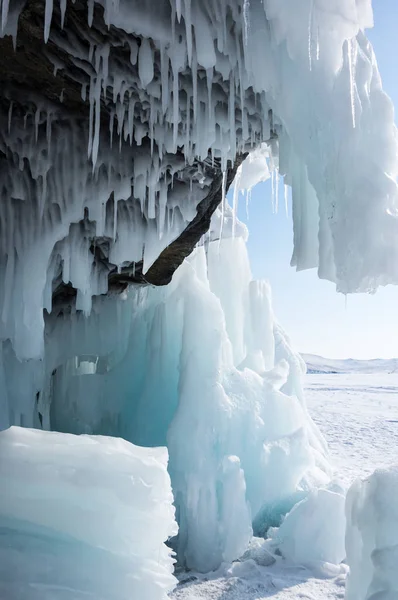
345 467 398 600
0 234 331 572
0 0 397 361
0 426 177 600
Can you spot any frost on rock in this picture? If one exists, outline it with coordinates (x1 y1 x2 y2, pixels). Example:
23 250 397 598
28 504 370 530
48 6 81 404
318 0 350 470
0 426 177 600
0 0 396 360
345 467 398 600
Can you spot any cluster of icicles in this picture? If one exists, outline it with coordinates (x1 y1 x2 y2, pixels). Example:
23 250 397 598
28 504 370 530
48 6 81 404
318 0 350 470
0 0 397 362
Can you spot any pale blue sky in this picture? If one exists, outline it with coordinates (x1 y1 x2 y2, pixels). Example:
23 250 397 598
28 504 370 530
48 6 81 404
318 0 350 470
241 1 398 359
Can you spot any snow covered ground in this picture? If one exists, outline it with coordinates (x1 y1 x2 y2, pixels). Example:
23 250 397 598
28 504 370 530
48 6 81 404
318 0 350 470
171 358 398 600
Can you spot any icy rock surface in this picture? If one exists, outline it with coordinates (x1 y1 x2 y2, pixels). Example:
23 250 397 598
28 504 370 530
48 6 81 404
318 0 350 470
0 233 331 572
267 488 346 567
0 426 177 600
345 467 398 600
0 0 396 362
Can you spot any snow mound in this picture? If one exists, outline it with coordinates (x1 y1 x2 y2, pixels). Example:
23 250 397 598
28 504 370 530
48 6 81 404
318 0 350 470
303 354 398 375
0 426 177 600
346 466 398 600
268 488 346 567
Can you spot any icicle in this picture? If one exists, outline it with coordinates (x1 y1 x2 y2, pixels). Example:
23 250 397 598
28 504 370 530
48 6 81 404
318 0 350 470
218 171 227 250
92 77 101 167
176 0 182 22
206 68 213 130
284 184 289 217
160 43 169 115
1 0 9 33
46 111 52 151
192 51 198 124
34 108 40 143
243 0 250 47
271 169 275 213
347 39 357 129
7 100 13 134
229 73 236 157
87 0 94 28
275 170 279 213
232 166 242 238
2 248 15 324
60 0 66 28
246 189 251 221
308 0 314 71
172 66 179 150
184 0 193 66
44 0 53 43
113 198 118 241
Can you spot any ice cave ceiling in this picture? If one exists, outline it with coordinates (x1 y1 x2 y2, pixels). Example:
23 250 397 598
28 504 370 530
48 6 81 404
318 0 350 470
0 0 397 364
0 0 247 294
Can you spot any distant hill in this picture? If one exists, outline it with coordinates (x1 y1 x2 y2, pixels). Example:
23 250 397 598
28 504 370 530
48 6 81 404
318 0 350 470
302 354 398 374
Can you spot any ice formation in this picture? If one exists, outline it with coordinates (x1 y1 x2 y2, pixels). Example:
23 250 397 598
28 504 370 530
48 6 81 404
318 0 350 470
0 0 396 361
0 426 177 599
0 231 330 572
0 0 397 578
267 487 346 566
346 467 398 600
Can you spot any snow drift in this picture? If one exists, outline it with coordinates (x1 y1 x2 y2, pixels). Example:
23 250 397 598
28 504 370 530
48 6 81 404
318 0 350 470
0 426 177 600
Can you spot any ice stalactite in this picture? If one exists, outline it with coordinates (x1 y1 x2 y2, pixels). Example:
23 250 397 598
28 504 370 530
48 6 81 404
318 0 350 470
0 0 396 363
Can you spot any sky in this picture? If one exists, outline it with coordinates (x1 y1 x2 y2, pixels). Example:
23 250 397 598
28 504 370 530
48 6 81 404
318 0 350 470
239 1 398 359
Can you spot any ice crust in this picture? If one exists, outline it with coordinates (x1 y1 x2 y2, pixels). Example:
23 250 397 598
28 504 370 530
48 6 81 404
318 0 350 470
0 426 177 600
0 0 396 361
345 467 398 600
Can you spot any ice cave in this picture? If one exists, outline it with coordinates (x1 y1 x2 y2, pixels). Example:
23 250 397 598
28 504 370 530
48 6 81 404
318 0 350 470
0 0 397 598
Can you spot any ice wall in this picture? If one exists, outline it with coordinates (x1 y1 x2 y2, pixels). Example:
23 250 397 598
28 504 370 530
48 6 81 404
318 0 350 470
0 426 177 599
345 467 398 600
0 0 397 363
0 231 331 572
